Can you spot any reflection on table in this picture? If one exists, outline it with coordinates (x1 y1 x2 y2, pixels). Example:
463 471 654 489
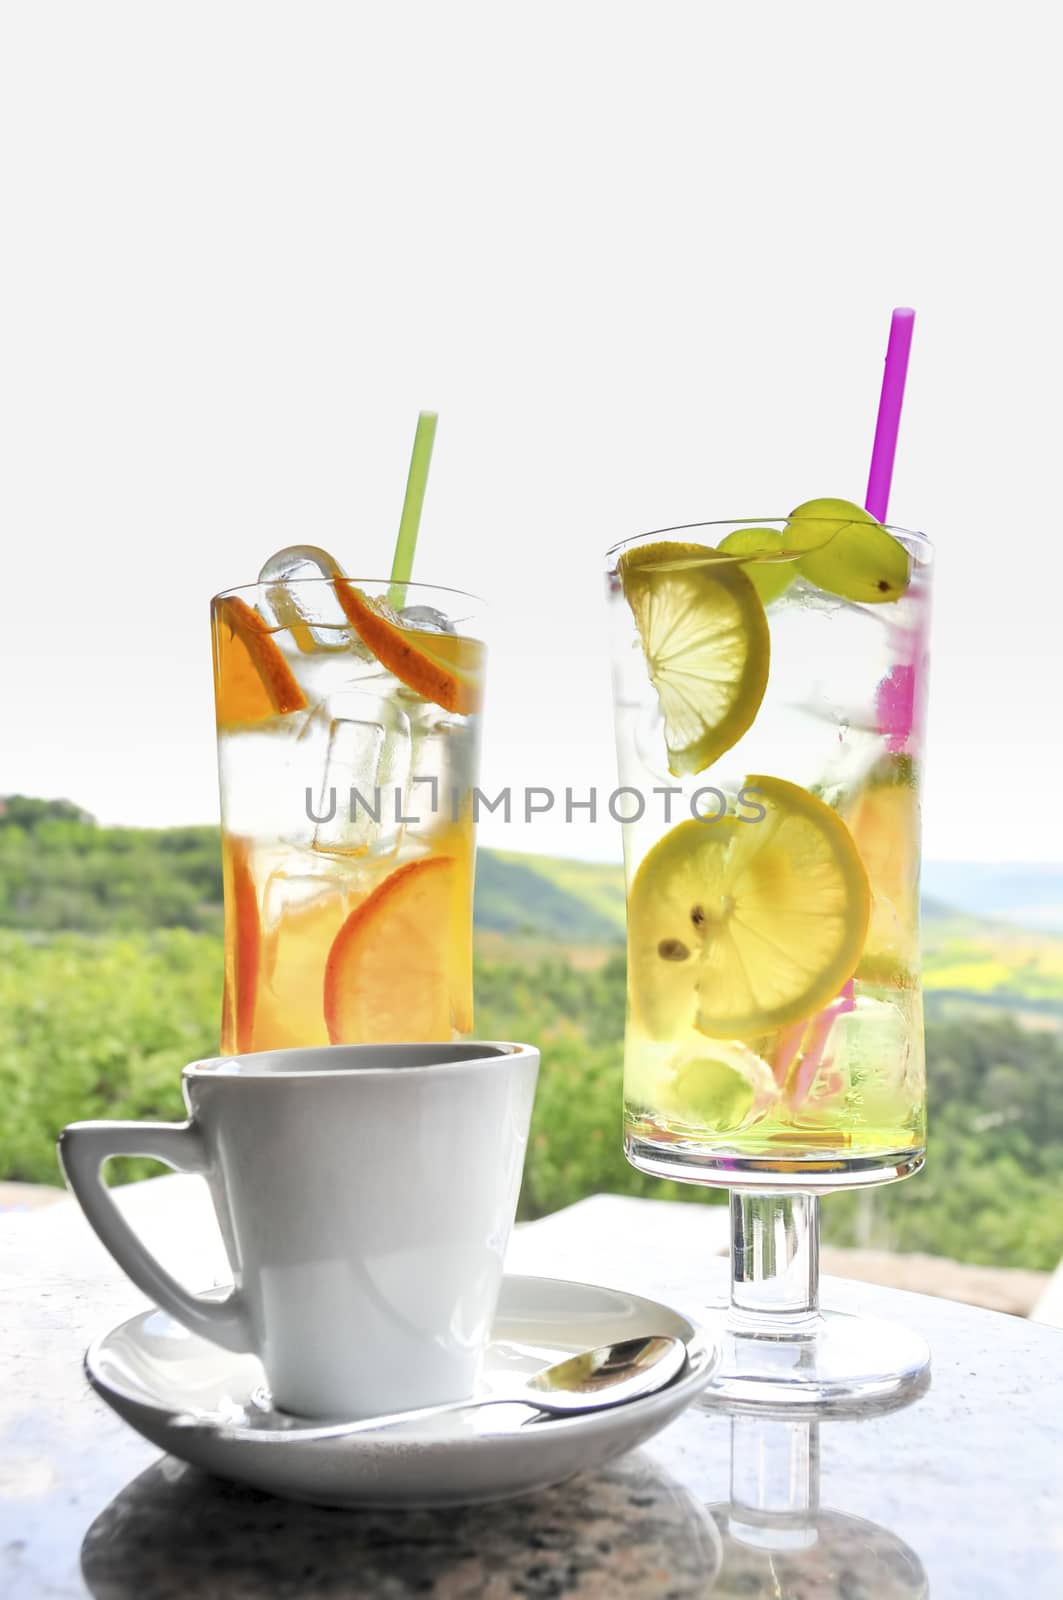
79 1450 722 1599
707 1410 927 1597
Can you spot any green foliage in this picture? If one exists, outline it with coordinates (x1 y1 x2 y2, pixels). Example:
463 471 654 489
831 1014 1063 1266
6 924 1062 1268
0 930 220 1184
0 796 95 828
0 798 630 945
0 799 222 934
476 951 722 1216
2 799 1062 1271
486 852 628 937
474 852 623 942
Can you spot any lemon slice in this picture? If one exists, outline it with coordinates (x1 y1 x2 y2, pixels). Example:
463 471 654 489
619 542 769 776
628 775 870 1040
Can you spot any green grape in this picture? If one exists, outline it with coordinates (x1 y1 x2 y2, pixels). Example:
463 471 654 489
717 526 796 606
785 496 910 603
667 1056 755 1132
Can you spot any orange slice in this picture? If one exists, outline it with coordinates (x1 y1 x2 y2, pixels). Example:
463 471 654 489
324 856 455 1043
333 579 483 715
846 759 920 985
220 836 260 1053
213 595 307 730
434 814 476 1033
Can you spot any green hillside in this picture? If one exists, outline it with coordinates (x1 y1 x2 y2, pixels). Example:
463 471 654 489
0 795 629 941
0 798 222 933
474 851 622 943
923 860 1063 932
490 851 628 937
0 799 622 945
2 797 1063 1269
6 798 1063 1019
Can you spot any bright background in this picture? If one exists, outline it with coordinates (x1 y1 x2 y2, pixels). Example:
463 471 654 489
2 1 1059 860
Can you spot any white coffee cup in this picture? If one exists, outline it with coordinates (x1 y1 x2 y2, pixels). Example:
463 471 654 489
59 1041 539 1419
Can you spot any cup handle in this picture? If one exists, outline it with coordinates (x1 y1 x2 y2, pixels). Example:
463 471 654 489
58 1120 253 1353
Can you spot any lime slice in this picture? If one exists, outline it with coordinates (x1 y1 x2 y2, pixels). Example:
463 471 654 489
628 774 870 1040
619 542 769 777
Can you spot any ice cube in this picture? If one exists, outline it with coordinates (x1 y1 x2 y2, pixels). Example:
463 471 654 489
258 862 364 1046
404 710 479 840
258 545 362 653
810 993 921 1118
262 860 345 928
398 603 455 634
310 691 413 857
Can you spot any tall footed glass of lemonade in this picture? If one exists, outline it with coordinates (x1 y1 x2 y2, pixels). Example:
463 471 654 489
606 501 932 1404
212 545 484 1052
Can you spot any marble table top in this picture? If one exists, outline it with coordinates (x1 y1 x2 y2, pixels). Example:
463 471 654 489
3 1179 1062 1599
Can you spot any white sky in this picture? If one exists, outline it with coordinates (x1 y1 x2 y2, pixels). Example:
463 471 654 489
2 2 1060 863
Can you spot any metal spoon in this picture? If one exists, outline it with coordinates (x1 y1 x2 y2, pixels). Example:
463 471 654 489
175 1334 688 1444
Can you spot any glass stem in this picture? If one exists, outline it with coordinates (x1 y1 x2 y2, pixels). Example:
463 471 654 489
727 1417 820 1551
728 1190 820 1336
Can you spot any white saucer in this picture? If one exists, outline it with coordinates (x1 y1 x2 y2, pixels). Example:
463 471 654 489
86 1274 715 1507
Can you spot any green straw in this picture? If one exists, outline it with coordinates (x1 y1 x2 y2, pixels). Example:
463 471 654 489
388 410 437 608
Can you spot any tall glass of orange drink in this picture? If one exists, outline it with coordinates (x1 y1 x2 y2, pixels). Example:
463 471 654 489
211 546 485 1052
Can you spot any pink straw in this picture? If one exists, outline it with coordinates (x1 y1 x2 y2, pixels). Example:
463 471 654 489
772 313 918 1107
864 307 916 521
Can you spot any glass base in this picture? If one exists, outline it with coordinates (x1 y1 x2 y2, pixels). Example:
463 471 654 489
701 1307 931 1412
705 1504 928 1595
626 1131 925 1190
